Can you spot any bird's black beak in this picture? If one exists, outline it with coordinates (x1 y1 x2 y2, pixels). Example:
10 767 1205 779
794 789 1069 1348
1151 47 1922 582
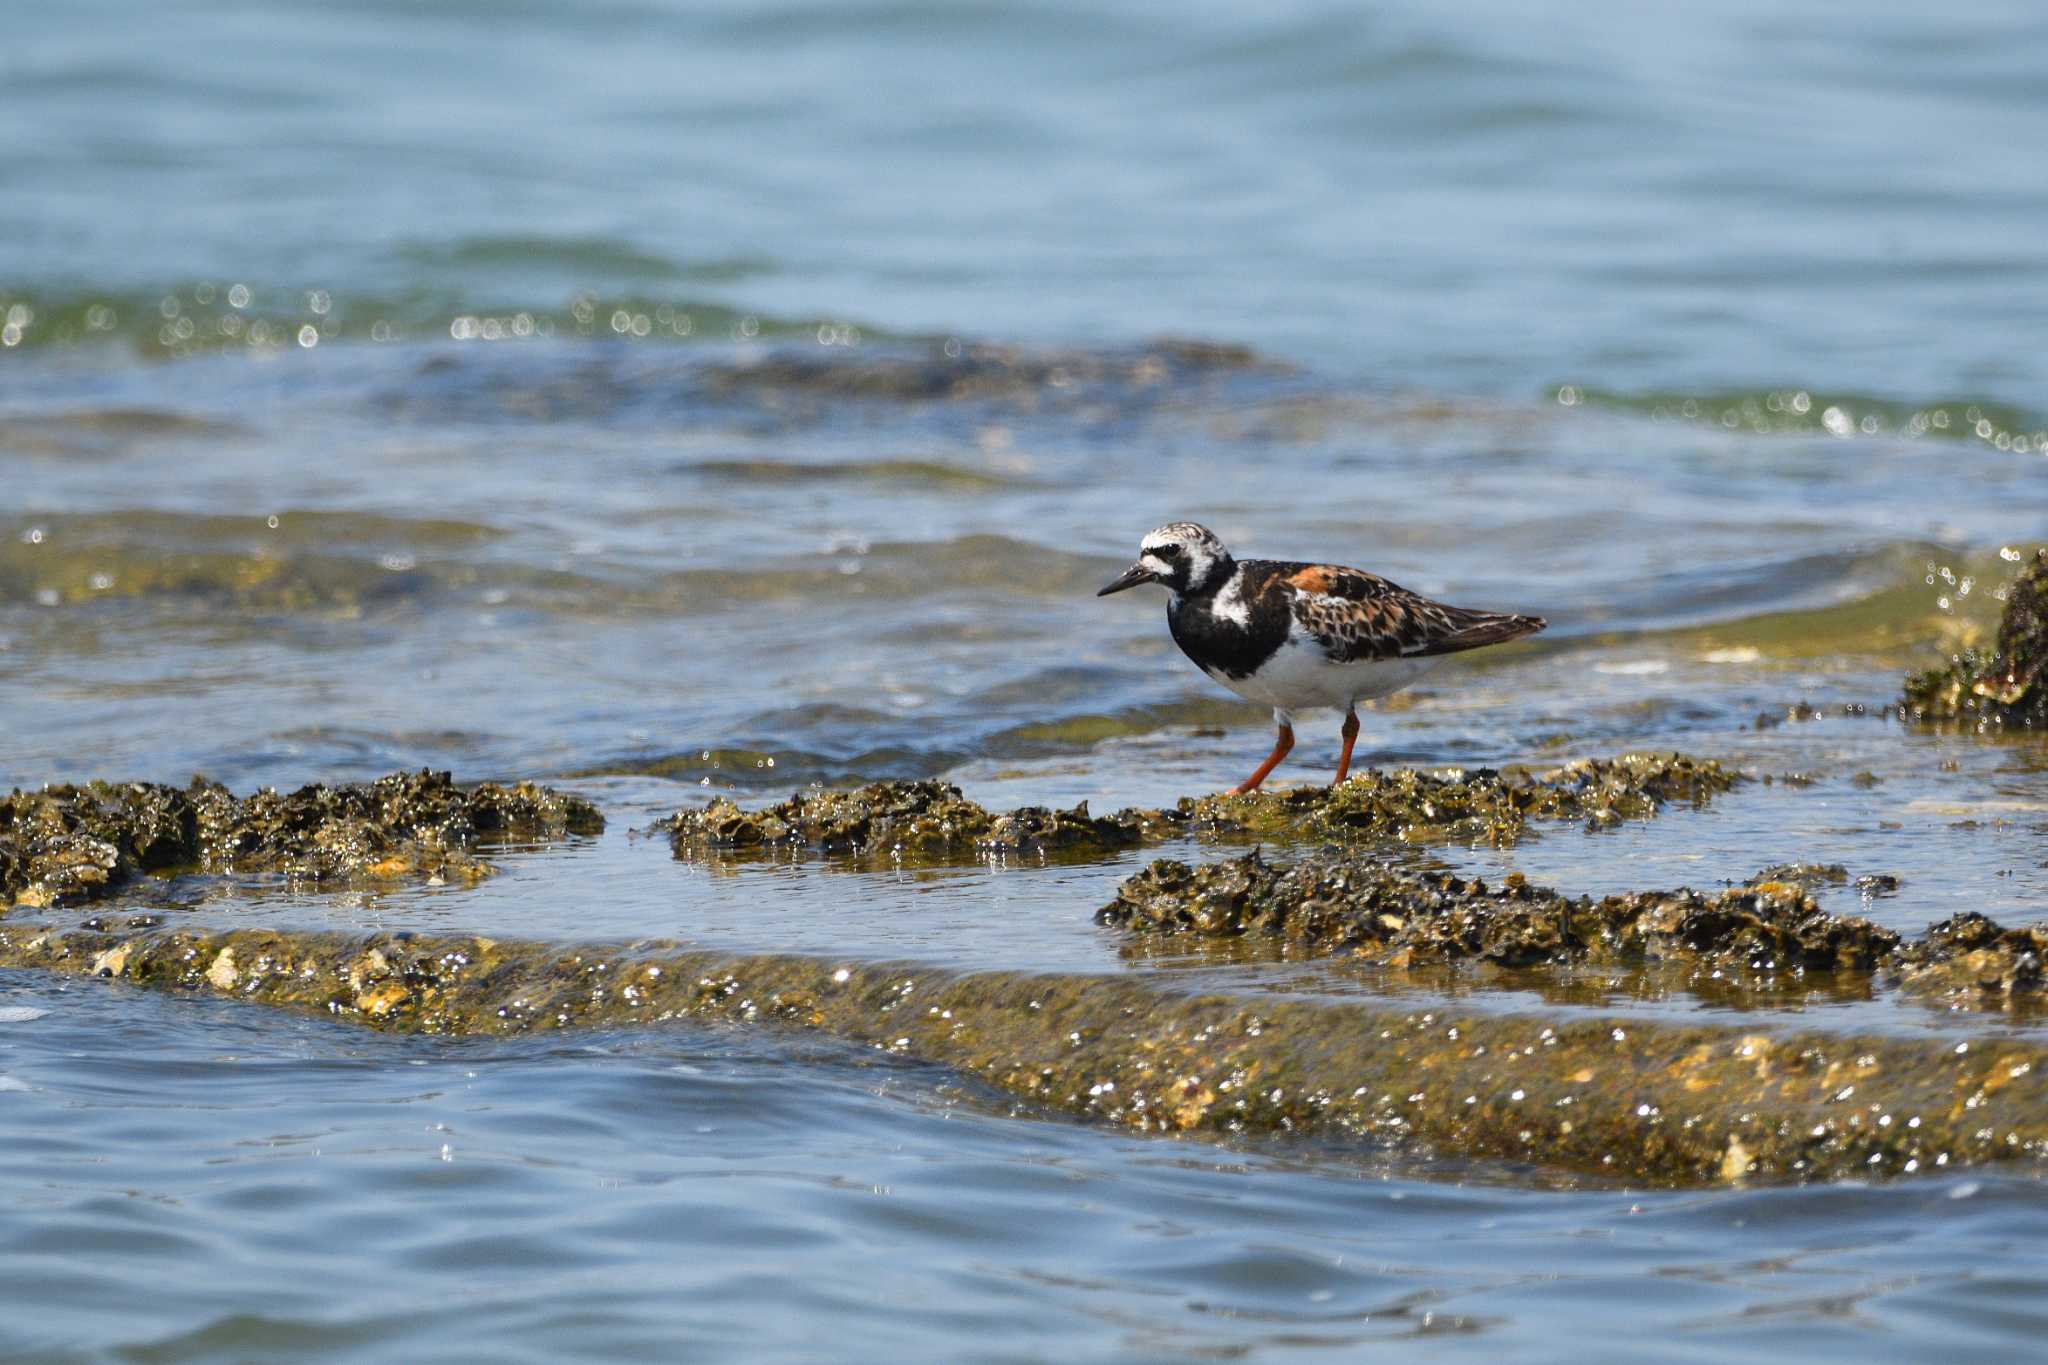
1097 562 1158 596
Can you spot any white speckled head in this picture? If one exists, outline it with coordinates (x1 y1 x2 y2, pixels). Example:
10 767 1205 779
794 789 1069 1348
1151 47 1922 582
1097 522 1235 599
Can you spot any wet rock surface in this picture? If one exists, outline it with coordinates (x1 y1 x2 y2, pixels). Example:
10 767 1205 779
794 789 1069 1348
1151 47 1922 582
1753 862 1850 888
6 757 2048 1185
1893 914 2048 1004
1099 852 1900 978
662 779 1170 861
2 920 2045 1186
1 770 602 907
1904 546 2048 728
1181 752 1739 847
664 753 1739 864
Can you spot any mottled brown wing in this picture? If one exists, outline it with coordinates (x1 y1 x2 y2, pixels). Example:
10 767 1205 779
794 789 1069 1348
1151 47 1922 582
1283 565 1546 663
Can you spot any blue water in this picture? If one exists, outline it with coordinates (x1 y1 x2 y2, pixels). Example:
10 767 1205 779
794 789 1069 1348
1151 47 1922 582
5 0 2048 1357
5 972 2047 1362
7 0 2047 403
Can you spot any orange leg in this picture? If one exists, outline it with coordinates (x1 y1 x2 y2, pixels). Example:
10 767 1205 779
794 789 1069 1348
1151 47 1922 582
1333 709 1360 786
1228 722 1294 796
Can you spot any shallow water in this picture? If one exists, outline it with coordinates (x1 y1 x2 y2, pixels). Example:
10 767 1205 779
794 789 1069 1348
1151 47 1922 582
6 0 2048 1357
6 971 2048 1363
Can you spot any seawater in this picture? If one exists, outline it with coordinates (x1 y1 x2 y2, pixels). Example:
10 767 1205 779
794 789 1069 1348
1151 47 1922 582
4 0 2048 1358
6 973 2048 1362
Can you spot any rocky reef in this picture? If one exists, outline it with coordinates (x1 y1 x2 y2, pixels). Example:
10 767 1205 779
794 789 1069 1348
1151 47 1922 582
1894 913 2048 1005
1098 846 2048 1017
697 337 1270 405
9 752 2048 1185
2 920 2044 1186
0 769 602 907
661 779 1171 862
1100 851 1898 978
664 752 1739 864
1180 752 1737 847
1904 546 2048 728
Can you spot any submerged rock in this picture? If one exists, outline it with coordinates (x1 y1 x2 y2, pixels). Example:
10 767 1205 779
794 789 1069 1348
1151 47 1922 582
1753 862 1850 888
0 770 602 908
1903 546 2048 728
5 920 2047 1185
1182 752 1739 848
697 338 1270 405
1100 850 1900 977
663 780 1169 860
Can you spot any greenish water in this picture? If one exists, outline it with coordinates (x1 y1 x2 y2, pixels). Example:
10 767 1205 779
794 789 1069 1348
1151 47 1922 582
4 0 2048 1358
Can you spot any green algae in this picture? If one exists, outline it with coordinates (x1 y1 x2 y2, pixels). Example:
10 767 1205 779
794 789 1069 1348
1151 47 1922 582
0 542 427 612
697 338 1271 405
3 919 2046 1186
1099 852 1899 980
1181 752 1739 848
0 770 602 908
1903 547 2048 729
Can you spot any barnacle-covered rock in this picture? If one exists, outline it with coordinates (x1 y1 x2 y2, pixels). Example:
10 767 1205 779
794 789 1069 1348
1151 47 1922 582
666 752 1743 866
977 801 1166 855
663 780 1172 861
1182 752 1739 847
8 920 2048 1184
187 769 602 884
1099 850 1899 977
663 780 994 857
1904 546 2048 728
1 770 601 907
1892 913 2048 1004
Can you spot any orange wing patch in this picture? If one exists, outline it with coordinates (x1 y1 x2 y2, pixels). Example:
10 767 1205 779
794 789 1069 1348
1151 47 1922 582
1286 565 1335 594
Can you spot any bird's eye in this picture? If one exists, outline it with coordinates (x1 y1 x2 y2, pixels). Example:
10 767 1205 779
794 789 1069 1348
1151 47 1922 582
1152 545 1181 562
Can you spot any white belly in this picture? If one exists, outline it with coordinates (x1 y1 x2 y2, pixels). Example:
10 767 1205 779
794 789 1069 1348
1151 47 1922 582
1204 638 1439 717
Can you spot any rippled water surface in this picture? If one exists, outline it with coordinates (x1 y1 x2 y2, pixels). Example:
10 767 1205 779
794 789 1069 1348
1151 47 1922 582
7 972 2048 1363
5 0 2048 1357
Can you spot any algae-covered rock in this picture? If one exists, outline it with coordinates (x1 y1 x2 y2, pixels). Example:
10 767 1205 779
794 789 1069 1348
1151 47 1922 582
666 752 1739 866
187 769 603 885
978 801 1167 854
1622 879 1898 974
697 338 1269 405
664 780 1171 861
1893 913 2048 1004
664 780 993 857
1100 850 1898 977
8 920 2048 1184
1183 752 1739 848
1903 546 2048 728
0 780 198 908
1751 863 1850 889
1 770 602 907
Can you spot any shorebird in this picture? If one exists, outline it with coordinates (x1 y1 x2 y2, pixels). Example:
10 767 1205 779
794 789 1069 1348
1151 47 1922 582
1098 522 1545 793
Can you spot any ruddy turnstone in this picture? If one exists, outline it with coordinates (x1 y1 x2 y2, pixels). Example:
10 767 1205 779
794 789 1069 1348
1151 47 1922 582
1098 522 1545 794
